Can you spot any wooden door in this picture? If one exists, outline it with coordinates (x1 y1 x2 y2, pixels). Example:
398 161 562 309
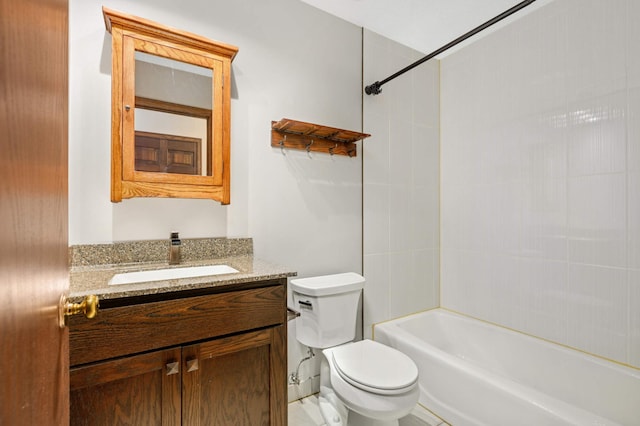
70 348 182 426
182 326 287 426
135 131 202 175
0 0 69 425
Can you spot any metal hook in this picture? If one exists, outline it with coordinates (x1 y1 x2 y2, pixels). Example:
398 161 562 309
329 143 339 156
305 139 314 152
279 135 286 154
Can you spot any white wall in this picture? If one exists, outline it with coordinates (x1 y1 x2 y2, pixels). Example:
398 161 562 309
69 0 364 401
69 0 362 266
441 0 640 368
362 30 441 338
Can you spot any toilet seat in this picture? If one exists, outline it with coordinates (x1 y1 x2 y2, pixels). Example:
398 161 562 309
323 340 420 422
330 340 418 395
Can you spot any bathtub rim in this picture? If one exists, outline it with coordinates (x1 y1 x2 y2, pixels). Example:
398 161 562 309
373 307 640 373
373 307 640 426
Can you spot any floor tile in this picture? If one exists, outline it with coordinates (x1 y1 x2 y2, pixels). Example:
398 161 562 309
288 395 445 426
288 395 325 425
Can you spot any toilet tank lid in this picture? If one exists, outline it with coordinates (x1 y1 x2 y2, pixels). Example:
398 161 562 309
291 272 364 296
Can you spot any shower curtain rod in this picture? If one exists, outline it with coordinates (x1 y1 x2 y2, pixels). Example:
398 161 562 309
364 0 537 95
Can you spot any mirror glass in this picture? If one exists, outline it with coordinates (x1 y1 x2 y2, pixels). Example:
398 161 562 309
134 52 213 177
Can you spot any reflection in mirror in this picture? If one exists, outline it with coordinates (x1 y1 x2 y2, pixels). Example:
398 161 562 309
135 108 209 176
134 52 213 177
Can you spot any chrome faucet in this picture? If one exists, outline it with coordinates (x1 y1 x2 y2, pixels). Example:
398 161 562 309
169 231 181 265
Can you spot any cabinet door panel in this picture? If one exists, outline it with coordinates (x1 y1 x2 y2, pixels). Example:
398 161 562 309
70 348 181 426
204 344 270 425
183 329 277 426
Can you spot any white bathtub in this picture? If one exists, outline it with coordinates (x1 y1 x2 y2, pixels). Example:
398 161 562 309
374 309 640 426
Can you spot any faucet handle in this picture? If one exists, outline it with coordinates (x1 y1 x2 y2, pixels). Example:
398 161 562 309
169 232 181 264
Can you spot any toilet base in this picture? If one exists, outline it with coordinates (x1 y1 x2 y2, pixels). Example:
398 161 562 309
318 386 400 426
318 387 347 426
348 411 399 426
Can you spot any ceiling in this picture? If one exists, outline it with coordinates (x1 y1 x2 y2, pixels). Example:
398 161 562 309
299 0 550 55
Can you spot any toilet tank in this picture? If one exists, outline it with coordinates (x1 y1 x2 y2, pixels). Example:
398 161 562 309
291 272 365 349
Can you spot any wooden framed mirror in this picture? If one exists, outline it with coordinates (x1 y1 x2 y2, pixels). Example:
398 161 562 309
103 7 238 204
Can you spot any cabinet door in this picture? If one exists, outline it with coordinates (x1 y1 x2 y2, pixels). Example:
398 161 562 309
70 348 182 426
182 326 287 426
104 7 238 204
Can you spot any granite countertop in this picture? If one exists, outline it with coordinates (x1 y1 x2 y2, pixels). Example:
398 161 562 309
69 255 297 302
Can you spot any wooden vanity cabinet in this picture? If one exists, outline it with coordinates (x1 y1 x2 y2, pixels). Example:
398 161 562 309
69 281 287 426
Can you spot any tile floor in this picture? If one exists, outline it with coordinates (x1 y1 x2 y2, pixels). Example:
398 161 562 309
288 395 449 426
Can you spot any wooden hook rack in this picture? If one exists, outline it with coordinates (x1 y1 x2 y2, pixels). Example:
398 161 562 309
271 118 370 157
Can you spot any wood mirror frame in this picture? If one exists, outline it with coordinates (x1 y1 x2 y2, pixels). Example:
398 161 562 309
103 7 238 204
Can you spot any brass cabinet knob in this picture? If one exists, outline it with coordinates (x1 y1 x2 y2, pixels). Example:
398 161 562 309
59 294 99 328
166 361 180 376
186 358 199 372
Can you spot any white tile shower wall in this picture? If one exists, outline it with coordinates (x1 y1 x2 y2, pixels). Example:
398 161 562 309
363 30 440 338
440 0 640 367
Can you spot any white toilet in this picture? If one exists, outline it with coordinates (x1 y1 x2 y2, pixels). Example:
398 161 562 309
291 272 419 426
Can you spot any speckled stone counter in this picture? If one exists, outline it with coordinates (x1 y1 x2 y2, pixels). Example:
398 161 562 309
69 238 296 302
70 237 254 267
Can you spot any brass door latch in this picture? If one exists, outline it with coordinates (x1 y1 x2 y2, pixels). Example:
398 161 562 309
59 294 99 328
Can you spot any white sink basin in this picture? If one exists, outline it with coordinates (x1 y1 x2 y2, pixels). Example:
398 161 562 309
108 264 239 285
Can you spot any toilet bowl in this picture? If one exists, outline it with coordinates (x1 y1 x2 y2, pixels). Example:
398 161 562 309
291 273 419 426
323 339 419 425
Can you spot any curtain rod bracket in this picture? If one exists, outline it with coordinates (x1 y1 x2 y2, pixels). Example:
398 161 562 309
365 81 382 96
